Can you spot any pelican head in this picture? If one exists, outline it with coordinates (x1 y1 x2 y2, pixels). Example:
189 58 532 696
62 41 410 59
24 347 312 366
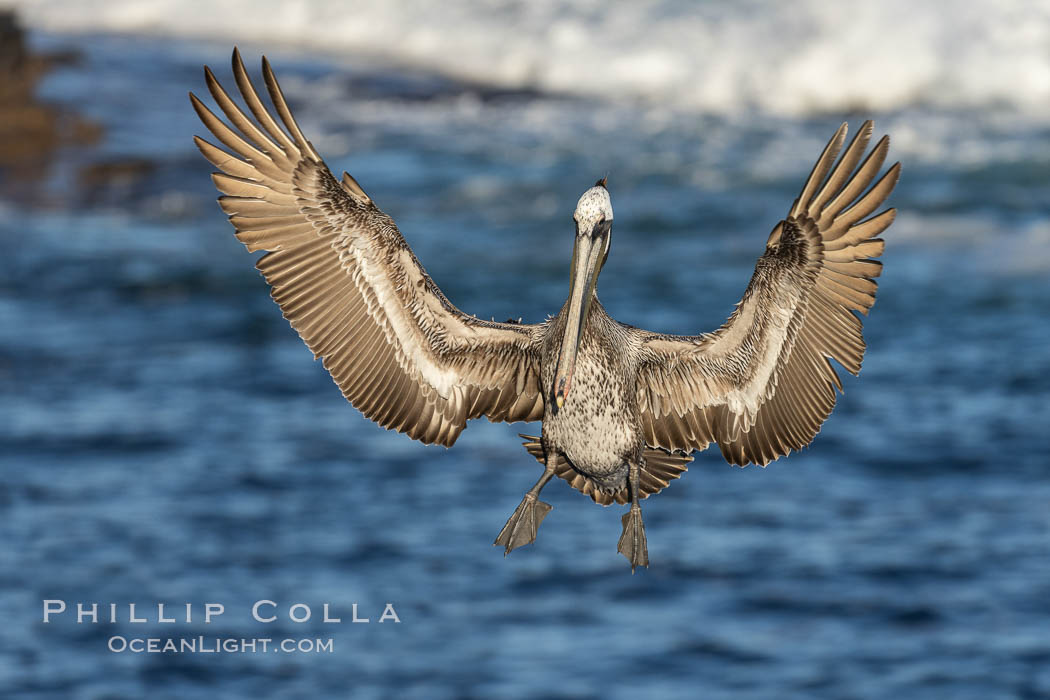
553 178 613 410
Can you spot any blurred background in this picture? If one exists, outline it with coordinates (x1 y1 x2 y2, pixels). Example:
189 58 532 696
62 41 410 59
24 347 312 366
2 1 1049 698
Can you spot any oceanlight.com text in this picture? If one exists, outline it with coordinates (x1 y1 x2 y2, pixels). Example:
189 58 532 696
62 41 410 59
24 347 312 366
107 636 334 654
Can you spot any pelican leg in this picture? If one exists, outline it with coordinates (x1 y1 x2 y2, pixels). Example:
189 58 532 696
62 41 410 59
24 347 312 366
617 460 649 572
494 453 556 555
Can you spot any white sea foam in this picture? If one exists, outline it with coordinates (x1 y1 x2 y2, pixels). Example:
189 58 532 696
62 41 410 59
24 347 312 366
11 0 1050 116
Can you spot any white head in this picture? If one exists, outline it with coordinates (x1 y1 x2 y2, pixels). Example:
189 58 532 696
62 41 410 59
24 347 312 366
573 178 614 233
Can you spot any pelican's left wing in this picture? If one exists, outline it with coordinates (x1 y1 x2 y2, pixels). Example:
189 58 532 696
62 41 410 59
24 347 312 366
632 121 899 466
191 50 544 447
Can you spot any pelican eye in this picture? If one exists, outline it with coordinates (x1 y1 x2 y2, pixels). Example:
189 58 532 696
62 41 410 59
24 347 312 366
590 216 611 238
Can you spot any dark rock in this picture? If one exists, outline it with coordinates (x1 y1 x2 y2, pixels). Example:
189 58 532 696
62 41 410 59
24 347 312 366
0 9 103 204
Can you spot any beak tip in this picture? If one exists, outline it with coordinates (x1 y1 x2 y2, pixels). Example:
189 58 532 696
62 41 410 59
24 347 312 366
556 394 565 409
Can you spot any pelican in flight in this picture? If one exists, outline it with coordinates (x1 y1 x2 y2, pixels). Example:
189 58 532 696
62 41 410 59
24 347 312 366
192 50 899 571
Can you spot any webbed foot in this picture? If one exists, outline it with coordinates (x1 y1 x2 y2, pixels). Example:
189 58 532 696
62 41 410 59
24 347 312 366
494 493 552 555
617 504 649 573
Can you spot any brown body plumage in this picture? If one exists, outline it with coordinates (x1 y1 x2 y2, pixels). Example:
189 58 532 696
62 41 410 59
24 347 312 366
192 50 899 570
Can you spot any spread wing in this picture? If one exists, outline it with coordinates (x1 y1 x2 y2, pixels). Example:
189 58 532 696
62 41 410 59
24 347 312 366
633 121 899 466
191 49 544 447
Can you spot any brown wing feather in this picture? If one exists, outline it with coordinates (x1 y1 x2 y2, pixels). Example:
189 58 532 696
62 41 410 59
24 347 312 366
635 121 899 466
192 49 543 446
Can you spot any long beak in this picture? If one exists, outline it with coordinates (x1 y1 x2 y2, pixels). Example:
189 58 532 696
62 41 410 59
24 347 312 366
553 223 608 409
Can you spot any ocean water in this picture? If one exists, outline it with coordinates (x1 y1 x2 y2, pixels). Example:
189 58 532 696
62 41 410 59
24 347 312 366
2 3 1050 698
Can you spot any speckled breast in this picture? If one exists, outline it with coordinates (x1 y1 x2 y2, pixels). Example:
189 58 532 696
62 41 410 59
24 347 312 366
541 307 640 485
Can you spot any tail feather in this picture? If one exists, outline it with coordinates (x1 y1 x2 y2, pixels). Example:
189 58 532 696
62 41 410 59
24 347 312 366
519 435 691 506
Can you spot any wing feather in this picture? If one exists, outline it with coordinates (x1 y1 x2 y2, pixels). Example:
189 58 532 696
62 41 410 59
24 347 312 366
192 50 544 446
634 121 899 466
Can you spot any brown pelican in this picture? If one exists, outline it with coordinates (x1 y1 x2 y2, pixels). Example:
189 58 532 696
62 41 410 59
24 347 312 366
191 50 899 571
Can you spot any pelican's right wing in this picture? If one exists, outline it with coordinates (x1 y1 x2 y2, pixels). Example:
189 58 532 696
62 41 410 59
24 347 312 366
191 50 544 446
632 121 899 466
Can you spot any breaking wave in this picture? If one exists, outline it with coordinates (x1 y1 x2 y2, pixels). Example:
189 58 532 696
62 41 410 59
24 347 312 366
12 0 1050 116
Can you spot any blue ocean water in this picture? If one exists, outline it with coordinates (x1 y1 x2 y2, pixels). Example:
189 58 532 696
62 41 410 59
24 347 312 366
2 20 1050 700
